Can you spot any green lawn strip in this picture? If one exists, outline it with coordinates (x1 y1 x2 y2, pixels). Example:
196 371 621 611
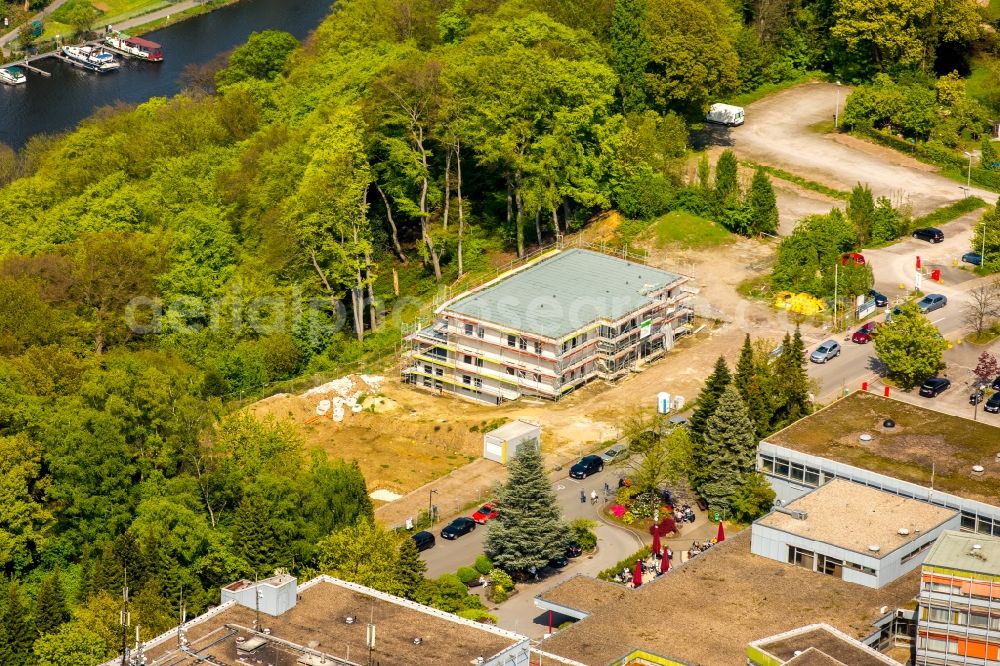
742 160 850 200
912 196 987 228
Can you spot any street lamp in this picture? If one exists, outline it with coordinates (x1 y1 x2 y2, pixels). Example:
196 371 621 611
982 219 989 267
428 489 438 524
834 81 842 128
963 151 974 192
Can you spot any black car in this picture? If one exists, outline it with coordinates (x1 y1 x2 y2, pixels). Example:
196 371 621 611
548 555 569 569
971 390 985 405
985 393 1000 414
993 376 1000 391
565 541 583 558
869 289 888 307
440 517 477 540
919 377 951 398
569 455 604 479
913 227 944 243
411 530 436 551
962 252 984 266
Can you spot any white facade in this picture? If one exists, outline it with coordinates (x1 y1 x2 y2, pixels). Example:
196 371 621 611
220 574 297 616
483 420 540 464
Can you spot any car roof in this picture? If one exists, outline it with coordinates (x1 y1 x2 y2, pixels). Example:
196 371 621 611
924 377 948 384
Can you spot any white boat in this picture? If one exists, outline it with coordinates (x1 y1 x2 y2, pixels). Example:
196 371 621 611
103 31 163 62
0 66 27 85
61 45 121 73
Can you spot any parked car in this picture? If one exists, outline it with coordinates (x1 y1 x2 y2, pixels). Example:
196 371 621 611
919 377 951 398
971 390 986 405
851 322 879 344
810 340 841 364
917 294 947 313
569 455 604 479
869 289 888 307
985 393 1000 414
993 376 1000 391
565 541 583 558
667 415 690 429
840 252 866 266
548 555 569 569
962 252 984 266
411 530 436 552
601 443 628 462
471 503 499 524
440 517 477 540
913 227 944 243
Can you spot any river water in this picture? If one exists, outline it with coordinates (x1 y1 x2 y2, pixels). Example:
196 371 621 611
0 0 333 149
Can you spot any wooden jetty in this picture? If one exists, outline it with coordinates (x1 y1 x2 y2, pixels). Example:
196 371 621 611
0 50 55 77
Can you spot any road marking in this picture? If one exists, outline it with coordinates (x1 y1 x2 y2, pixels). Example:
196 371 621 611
555 484 566 491
931 317 946 325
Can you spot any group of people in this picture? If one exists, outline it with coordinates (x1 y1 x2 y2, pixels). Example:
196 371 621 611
688 538 718 558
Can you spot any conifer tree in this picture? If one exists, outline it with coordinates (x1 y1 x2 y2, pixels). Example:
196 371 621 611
847 183 876 245
699 383 758 513
0 582 34 666
714 149 739 204
982 135 998 171
485 442 569 574
35 568 70 637
697 152 711 190
233 492 283 573
748 168 779 235
77 544 93 604
396 538 427 601
690 356 732 441
734 334 771 437
610 0 649 112
770 328 812 429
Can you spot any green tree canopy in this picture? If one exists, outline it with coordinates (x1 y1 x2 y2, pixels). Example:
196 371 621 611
699 383 758 512
874 302 948 388
216 30 300 87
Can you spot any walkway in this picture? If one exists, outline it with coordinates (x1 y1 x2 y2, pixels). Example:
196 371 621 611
0 0 72 49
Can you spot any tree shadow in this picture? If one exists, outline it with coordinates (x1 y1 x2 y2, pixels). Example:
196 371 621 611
691 125 734 150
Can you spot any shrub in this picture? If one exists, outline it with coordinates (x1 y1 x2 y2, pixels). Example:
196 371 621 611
570 518 597 551
489 568 514 591
490 585 509 603
615 485 639 505
474 554 494 575
622 511 636 524
456 566 479 585
629 492 662 519
457 608 498 624
597 546 653 582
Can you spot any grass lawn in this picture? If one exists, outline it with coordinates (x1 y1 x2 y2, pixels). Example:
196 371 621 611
966 54 1000 109
646 210 734 249
988 0 1000 21
40 0 173 40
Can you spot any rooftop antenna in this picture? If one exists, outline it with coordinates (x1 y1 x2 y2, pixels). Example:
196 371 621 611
366 602 376 666
119 567 131 666
177 587 187 650
254 572 261 632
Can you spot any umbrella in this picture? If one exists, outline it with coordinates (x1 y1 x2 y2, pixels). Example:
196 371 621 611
633 559 643 587
660 548 670 574
660 517 677 536
650 523 662 558
717 520 726 543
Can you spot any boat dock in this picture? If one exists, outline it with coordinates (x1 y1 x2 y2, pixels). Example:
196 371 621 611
0 51 54 77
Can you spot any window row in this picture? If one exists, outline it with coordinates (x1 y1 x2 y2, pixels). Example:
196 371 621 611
926 605 1000 631
901 540 933 564
760 455 821 486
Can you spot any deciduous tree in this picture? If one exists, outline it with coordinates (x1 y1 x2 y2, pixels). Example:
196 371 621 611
874 302 948 388
314 520 403 595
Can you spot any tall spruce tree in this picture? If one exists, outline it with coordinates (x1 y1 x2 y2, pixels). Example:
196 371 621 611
748 168 779 236
699 383 758 513
847 183 876 245
714 149 739 204
689 355 731 493
770 328 811 430
0 582 34 666
734 334 771 438
77 544 94 603
610 0 649 112
485 442 569 574
395 538 427 601
35 568 70 637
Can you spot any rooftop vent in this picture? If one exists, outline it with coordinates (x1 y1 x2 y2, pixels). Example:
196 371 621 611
970 544 987 561
883 419 895 428
869 544 881 553
973 465 985 476
413 637 423 645
860 433 873 443
898 528 910 536
773 505 808 520
345 615 356 624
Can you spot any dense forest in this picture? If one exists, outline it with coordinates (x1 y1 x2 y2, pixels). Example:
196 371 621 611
0 0 995 662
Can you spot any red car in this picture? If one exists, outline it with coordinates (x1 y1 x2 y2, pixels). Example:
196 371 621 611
472 503 499 524
840 252 866 266
851 321 878 344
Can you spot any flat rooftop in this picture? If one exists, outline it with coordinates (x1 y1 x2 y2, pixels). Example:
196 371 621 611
485 419 540 441
444 248 685 340
756 479 957 558
924 530 1000 577
766 391 1000 505
535 574 626 616
140 576 525 666
538 530 918 665
751 624 901 666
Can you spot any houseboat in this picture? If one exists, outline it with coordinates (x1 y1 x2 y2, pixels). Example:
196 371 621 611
0 66 27 85
103 32 164 62
61 45 121 73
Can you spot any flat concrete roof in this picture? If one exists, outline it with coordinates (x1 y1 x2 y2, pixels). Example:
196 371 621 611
756 479 957 558
444 248 684 340
751 624 901 666
924 530 1000 577
485 419 539 441
538 530 918 665
140 576 525 666
765 392 1000 506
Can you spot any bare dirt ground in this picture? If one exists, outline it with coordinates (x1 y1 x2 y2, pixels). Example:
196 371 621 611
728 81 998 215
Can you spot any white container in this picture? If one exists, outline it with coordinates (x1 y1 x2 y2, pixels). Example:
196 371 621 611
673 395 685 411
657 392 671 414
316 399 331 416
332 406 345 422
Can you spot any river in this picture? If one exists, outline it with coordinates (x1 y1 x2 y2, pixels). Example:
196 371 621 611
0 0 333 149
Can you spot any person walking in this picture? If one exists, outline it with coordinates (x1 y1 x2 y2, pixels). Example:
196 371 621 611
580 489 586 504
590 489 598 504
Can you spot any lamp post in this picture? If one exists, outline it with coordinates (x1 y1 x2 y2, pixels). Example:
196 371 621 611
428 489 438 524
963 151 974 192
834 81 842 128
982 219 989 267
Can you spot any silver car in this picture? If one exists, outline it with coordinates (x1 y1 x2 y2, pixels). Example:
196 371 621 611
810 340 841 364
917 294 947 313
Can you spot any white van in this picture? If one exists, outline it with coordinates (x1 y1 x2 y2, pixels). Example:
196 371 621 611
706 103 745 126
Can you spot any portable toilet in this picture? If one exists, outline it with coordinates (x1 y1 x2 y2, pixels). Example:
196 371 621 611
673 395 685 411
657 392 671 414
483 420 540 464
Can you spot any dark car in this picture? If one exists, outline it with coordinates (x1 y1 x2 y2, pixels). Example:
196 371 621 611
569 455 604 479
917 294 947 314
913 227 945 243
985 393 1000 414
993 376 1000 391
962 252 984 266
565 541 583 558
471 503 499 524
919 377 951 398
971 390 985 405
869 289 888 307
548 555 569 569
411 530 436 552
852 322 879 344
440 517 477 540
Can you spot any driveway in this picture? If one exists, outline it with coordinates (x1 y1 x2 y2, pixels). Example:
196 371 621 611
722 82 998 215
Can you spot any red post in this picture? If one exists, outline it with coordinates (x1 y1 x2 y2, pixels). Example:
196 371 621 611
548 610 553 634
916 256 921 269
862 381 868 391
884 386 890 397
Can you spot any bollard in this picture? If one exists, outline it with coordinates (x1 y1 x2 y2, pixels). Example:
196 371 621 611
862 381 869 391
884 386 891 397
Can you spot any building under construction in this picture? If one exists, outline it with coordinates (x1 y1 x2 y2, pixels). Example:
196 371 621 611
402 248 695 404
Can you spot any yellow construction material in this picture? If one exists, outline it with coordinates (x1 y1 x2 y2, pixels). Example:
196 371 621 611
773 291 827 315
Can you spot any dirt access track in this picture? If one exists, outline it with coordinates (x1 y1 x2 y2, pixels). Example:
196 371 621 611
721 82 998 215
